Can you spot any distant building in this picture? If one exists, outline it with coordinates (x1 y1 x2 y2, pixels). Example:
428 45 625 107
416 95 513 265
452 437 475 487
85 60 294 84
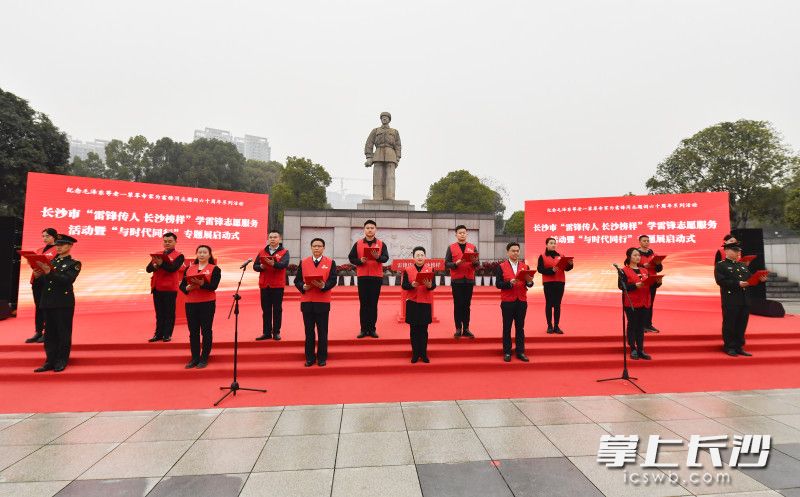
68 137 109 161
326 190 370 209
193 127 271 162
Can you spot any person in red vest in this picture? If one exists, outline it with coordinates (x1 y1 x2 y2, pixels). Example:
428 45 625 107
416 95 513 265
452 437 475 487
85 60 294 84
146 232 185 343
401 246 437 363
494 242 534 362
537 237 573 334
295 238 338 367
637 235 663 333
253 230 290 341
26 227 59 344
349 220 389 338
179 245 221 369
445 224 480 338
618 247 652 360
715 234 737 264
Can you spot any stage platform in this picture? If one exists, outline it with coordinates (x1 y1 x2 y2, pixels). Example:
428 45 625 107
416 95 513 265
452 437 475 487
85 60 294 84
1 287 799 413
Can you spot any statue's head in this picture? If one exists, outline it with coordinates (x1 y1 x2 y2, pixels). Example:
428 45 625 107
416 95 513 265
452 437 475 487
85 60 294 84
380 112 391 124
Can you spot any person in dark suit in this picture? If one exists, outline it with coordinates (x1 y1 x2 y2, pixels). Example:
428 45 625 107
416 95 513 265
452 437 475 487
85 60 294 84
715 241 765 357
179 245 221 369
146 232 185 342
401 246 437 363
349 220 389 338
253 230 290 341
26 227 59 344
34 234 81 373
295 238 338 367
495 242 534 362
618 247 652 360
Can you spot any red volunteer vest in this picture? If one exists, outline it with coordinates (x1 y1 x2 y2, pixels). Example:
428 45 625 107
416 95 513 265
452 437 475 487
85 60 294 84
356 239 384 277
257 247 288 288
541 252 566 283
300 256 333 303
31 245 59 283
622 266 651 308
638 250 658 276
184 263 217 303
151 249 182 291
404 264 434 304
499 259 530 302
449 242 477 280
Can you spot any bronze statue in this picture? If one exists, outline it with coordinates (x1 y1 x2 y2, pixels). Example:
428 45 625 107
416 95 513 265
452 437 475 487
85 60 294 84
364 112 401 201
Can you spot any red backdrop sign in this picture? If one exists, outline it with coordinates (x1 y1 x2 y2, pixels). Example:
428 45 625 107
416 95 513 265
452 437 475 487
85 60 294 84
525 192 730 296
19 172 269 314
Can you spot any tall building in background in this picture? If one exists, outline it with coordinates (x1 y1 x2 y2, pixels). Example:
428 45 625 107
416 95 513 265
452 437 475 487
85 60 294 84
68 137 109 161
193 127 271 162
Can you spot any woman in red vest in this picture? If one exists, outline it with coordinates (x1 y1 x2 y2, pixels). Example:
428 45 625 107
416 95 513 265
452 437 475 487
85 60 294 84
537 237 573 334
401 246 437 363
618 247 652 360
26 227 59 344
179 245 221 369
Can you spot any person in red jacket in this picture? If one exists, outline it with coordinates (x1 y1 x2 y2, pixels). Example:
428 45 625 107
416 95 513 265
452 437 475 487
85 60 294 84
401 246 437 363
537 237 573 334
618 247 652 360
495 242 534 362
179 245 221 369
26 227 59 343
295 238 338 367
637 235 663 333
253 230 290 341
445 225 480 338
349 220 389 338
146 232 185 343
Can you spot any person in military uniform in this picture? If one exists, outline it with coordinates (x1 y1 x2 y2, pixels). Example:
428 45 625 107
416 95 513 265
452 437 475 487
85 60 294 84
364 111 401 201
714 241 766 357
34 234 81 373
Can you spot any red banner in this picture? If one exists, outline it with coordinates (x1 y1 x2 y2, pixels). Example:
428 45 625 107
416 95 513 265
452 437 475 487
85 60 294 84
525 192 730 296
19 172 269 314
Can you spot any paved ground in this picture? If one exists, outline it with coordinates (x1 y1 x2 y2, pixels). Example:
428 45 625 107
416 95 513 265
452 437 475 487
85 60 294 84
3 389 800 496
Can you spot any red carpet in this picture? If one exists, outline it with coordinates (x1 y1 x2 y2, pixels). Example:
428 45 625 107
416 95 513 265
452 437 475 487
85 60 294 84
1 287 799 413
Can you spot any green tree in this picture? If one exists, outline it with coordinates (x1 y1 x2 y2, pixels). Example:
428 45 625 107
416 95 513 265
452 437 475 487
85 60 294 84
70 151 107 178
105 135 153 182
423 170 497 214
270 156 331 227
151 138 246 191
504 210 525 235
0 88 70 217
646 120 799 228
242 159 284 194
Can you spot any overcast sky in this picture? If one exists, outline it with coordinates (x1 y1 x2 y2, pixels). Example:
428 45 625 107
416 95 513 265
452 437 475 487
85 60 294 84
2 0 798 212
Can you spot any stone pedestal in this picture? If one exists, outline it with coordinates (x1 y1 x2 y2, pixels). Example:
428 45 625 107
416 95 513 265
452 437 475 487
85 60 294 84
356 199 415 211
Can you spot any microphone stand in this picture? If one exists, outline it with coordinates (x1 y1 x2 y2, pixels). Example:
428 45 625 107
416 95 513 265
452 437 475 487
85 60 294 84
597 264 645 393
214 261 266 406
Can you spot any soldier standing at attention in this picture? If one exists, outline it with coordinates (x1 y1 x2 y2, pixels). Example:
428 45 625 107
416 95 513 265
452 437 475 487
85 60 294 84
34 234 81 373
715 241 766 357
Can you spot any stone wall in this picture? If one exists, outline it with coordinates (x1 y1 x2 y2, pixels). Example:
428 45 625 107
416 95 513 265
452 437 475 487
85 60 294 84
765 237 800 282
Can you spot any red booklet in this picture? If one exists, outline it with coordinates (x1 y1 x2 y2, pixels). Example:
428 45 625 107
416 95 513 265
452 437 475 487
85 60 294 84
260 255 275 265
746 270 769 286
150 251 175 263
414 271 434 284
740 255 757 265
189 270 212 285
364 247 382 260
650 255 667 265
303 274 325 285
18 251 53 269
643 274 664 287
555 256 574 270
516 269 536 281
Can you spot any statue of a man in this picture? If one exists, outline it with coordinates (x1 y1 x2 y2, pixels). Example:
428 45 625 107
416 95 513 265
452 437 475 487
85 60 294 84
364 111 401 201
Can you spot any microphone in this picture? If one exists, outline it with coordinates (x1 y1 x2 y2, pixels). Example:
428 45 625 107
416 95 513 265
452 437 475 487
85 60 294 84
239 258 253 269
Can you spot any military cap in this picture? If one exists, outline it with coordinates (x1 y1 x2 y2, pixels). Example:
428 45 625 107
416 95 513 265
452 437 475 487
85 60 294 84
723 242 742 251
380 111 391 120
55 234 78 245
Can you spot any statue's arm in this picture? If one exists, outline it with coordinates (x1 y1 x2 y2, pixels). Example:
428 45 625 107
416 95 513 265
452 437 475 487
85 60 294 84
364 128 376 158
395 130 401 160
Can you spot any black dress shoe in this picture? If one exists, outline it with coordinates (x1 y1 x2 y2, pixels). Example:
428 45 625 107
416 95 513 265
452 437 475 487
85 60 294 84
148 336 162 342
503 354 511 362
516 354 530 362
357 332 368 338
546 326 554 334
553 327 564 335
454 329 463 338
736 349 752 357
305 360 315 367
54 363 66 372
25 332 43 343
421 356 430 363
462 329 475 339
35 335 45 343
185 360 198 369
273 333 281 341
196 360 208 369
318 360 327 367
725 349 738 357
630 350 640 360
411 356 419 363
369 331 379 338
647 325 660 333
639 351 652 360
255 334 271 341
162 337 172 343
34 363 54 373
